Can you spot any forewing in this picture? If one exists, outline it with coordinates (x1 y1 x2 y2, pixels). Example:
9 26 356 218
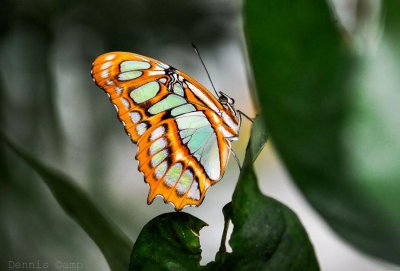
92 52 170 142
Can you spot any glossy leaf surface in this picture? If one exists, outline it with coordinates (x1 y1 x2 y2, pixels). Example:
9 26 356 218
129 212 206 271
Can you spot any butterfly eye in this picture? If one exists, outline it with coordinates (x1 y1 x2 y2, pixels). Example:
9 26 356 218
219 91 235 106
219 96 228 105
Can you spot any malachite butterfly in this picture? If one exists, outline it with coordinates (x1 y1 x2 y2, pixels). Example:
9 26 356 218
91 51 241 211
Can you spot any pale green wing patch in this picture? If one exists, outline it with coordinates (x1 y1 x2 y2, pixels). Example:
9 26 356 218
176 169 194 195
155 161 168 180
175 112 210 130
198 133 220 181
151 150 169 168
171 104 196 117
187 126 214 155
148 94 186 115
173 84 185 96
165 163 183 187
129 81 160 104
118 71 142 81
149 137 168 155
120 60 151 72
176 113 221 181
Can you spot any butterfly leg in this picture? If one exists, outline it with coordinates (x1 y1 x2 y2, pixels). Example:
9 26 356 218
238 110 254 123
230 148 242 171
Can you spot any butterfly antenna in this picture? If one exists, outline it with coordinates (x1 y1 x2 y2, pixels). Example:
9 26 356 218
191 43 220 98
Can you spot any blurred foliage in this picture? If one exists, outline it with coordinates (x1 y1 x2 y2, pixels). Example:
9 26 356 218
0 0 238 269
245 0 400 265
3 0 236 50
1 133 133 271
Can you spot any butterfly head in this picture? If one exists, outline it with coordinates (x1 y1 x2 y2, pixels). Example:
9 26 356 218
218 91 241 141
219 91 235 106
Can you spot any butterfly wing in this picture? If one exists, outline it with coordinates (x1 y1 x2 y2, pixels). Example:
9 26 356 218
91 52 231 210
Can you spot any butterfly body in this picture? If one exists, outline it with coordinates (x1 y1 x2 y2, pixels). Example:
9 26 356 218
92 52 240 210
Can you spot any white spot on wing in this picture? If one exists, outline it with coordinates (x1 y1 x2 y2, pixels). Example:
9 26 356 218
147 71 165 76
157 62 169 69
105 54 116 60
113 104 119 112
101 70 110 78
116 87 123 95
136 123 148 136
188 181 200 200
121 97 130 109
101 61 112 69
149 137 168 155
155 161 168 179
129 111 141 124
151 149 168 167
186 82 218 112
154 65 165 71
150 126 165 141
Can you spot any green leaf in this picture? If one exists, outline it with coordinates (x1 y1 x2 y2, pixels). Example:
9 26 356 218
243 116 268 167
244 0 400 264
129 212 206 271
1 133 133 271
209 116 320 271
129 117 318 271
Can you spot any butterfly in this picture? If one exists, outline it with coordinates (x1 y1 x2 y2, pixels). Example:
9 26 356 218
91 51 241 211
